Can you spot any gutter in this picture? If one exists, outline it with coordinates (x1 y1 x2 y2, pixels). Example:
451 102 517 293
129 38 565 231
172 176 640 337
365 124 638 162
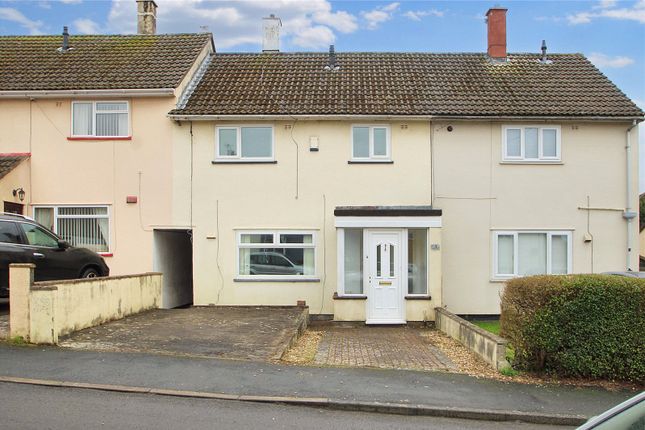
624 120 639 271
0 88 176 99
167 114 644 122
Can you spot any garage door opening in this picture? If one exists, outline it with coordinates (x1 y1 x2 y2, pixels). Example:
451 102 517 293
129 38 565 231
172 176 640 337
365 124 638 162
153 229 193 309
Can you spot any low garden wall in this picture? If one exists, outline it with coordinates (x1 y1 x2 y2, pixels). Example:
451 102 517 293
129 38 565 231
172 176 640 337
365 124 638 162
435 307 510 370
9 263 162 344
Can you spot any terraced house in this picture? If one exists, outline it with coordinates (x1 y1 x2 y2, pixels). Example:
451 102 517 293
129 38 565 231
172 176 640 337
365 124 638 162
168 7 642 322
0 3 642 322
0 1 213 307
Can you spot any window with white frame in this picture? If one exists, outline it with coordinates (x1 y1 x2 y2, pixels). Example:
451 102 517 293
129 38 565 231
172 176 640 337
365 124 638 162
351 125 390 161
237 231 315 278
34 206 110 253
216 126 274 161
503 126 560 161
493 231 571 278
72 101 129 137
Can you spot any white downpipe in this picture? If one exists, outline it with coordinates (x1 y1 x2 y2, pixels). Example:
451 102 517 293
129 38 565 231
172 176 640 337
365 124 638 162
625 120 638 271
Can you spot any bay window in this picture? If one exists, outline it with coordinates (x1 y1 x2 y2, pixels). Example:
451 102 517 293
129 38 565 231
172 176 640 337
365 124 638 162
493 230 571 278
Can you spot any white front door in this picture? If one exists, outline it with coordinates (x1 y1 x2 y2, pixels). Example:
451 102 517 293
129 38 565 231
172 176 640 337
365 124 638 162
366 230 404 324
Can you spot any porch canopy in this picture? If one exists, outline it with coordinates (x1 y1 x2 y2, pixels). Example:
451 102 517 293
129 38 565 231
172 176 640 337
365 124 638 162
334 206 442 228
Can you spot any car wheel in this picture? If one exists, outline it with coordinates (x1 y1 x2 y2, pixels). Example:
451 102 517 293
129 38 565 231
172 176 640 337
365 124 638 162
81 267 100 279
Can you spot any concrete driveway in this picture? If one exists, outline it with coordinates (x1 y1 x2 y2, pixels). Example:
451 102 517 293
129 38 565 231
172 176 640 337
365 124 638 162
59 306 308 362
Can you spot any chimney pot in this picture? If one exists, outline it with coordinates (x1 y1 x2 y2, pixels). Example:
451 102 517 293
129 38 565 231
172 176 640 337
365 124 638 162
262 14 281 52
137 0 157 35
486 7 507 59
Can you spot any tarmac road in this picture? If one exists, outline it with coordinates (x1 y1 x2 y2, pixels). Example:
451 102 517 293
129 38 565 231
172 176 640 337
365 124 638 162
0 382 575 430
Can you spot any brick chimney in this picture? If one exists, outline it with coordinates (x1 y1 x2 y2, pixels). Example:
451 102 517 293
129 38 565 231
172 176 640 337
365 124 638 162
486 7 507 59
137 0 157 35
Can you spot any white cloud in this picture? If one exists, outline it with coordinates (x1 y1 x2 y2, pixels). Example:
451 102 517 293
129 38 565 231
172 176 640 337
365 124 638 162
361 2 399 30
568 0 645 24
403 9 444 21
0 7 44 34
73 18 101 34
61 0 83 4
106 0 357 50
588 52 635 68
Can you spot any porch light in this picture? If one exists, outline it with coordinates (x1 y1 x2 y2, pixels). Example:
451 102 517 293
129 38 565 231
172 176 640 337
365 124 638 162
12 188 25 202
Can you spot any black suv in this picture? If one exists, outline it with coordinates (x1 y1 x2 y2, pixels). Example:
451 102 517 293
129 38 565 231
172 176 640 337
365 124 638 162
0 213 109 297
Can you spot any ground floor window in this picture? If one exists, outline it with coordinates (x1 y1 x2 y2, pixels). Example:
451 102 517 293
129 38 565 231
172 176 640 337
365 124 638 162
493 230 571 278
237 231 315 278
33 206 110 253
337 228 428 296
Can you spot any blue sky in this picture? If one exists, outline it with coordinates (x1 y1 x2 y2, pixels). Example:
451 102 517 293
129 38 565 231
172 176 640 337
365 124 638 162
1 0 644 186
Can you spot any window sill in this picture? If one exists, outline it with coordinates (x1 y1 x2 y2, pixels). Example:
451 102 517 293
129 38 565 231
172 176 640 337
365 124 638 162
234 277 319 283
212 160 277 165
67 136 132 141
500 160 563 165
405 295 432 300
347 160 393 164
333 292 367 300
98 252 113 257
490 278 512 283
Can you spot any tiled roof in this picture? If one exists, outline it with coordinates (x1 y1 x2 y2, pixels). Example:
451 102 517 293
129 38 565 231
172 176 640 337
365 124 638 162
0 33 211 91
0 153 29 180
170 52 643 118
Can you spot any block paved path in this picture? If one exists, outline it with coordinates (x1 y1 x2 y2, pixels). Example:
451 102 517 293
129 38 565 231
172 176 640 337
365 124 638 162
314 326 455 371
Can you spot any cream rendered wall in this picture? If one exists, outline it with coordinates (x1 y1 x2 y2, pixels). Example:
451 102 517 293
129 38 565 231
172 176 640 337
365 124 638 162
0 96 183 276
434 121 639 314
184 121 434 314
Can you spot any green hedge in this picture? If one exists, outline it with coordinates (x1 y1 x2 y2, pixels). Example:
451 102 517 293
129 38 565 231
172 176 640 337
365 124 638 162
500 274 645 382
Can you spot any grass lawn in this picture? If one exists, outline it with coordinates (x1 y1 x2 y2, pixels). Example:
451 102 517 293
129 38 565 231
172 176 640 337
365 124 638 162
472 320 500 335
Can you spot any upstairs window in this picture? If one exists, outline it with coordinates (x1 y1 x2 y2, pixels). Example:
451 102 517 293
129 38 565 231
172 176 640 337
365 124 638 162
351 125 390 161
503 126 560 162
216 126 274 161
72 101 129 137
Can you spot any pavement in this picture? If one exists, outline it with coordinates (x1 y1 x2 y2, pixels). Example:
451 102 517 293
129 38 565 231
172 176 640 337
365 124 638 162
59 306 308 361
0 343 634 426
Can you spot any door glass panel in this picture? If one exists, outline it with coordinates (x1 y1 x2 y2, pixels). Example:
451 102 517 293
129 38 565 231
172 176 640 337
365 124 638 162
353 127 370 158
19 223 59 248
551 235 568 274
518 233 547 275
376 244 382 277
0 221 21 244
506 129 521 157
343 229 363 294
525 128 538 158
408 229 428 294
389 244 395 277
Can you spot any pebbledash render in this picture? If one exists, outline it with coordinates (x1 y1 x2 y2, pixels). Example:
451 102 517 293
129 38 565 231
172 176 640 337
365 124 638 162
0 3 642 322
169 7 642 321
